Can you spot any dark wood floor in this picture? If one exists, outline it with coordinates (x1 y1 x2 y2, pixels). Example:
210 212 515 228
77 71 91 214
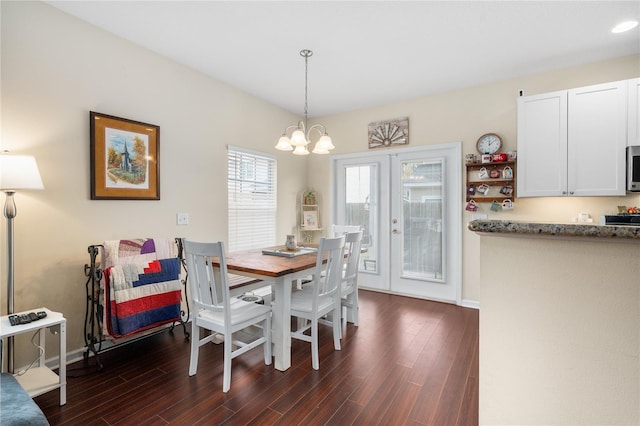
35 290 478 425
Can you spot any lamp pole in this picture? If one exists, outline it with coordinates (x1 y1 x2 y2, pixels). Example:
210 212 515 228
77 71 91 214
4 190 16 373
0 153 45 374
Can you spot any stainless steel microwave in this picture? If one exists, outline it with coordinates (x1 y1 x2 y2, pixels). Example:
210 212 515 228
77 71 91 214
628 146 640 192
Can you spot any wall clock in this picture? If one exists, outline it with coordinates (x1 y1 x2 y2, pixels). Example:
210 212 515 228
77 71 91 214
476 133 502 155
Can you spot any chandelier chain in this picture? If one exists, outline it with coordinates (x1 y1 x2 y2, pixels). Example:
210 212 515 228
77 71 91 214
301 49 312 125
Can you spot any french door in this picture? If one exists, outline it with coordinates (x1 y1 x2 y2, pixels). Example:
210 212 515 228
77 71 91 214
332 143 461 303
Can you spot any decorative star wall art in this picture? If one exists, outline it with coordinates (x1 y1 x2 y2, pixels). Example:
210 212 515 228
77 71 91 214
367 117 409 149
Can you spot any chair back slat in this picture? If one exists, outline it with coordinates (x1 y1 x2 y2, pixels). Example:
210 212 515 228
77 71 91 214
313 235 346 305
343 231 363 285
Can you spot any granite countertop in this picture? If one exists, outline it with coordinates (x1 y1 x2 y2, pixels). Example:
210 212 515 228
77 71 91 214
468 219 640 240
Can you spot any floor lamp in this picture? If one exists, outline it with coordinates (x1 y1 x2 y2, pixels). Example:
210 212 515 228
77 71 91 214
0 152 44 373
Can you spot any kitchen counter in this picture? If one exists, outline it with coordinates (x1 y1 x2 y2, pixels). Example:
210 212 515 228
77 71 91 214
472 219 639 425
468 219 640 240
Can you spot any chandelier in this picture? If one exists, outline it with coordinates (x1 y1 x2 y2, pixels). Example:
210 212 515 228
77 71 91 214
275 49 334 155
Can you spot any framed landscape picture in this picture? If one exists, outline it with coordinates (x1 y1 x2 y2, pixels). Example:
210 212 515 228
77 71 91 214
90 111 160 200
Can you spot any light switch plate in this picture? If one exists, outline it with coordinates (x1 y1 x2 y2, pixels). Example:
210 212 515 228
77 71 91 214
177 213 189 225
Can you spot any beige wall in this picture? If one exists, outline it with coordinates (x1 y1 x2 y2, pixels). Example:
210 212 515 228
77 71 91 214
308 55 640 304
0 1 306 363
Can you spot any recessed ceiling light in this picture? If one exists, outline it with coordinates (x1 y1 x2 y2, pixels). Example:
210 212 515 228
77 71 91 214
612 20 639 33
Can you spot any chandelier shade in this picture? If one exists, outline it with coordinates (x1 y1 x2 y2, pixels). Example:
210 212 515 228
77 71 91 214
275 135 293 151
276 49 334 155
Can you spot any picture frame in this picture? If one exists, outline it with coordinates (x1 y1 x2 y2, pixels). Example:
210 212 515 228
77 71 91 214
90 111 160 200
303 211 318 228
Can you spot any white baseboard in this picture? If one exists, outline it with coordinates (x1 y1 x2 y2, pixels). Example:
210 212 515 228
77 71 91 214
460 299 480 309
359 286 479 310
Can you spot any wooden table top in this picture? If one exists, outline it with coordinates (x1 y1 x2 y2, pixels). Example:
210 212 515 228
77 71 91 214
222 245 320 278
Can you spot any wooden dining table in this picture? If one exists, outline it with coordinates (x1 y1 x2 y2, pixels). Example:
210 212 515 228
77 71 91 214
220 246 320 371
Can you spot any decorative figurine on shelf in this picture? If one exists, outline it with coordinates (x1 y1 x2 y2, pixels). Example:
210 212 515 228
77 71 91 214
303 189 317 205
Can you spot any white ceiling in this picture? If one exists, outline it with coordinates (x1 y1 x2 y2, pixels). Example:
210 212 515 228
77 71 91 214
45 1 639 117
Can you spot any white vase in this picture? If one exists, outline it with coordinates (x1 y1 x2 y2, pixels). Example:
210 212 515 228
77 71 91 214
285 235 297 250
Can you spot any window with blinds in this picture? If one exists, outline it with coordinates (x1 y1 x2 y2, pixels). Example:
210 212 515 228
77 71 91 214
227 146 277 252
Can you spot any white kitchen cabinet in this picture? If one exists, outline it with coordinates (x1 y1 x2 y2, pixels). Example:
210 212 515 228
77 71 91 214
517 90 568 197
517 80 628 197
628 78 640 147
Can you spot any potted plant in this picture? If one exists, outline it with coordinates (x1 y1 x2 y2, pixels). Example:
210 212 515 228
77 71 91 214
303 189 316 205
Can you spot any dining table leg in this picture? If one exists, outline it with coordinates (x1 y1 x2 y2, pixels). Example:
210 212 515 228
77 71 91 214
272 275 292 371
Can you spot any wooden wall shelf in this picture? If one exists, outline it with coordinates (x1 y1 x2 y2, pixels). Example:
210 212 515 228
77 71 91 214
465 160 516 203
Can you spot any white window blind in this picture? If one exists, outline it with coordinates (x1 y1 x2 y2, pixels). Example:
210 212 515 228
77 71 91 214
227 146 277 252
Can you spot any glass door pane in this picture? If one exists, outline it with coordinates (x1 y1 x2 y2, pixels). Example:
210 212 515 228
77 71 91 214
344 164 378 273
399 160 444 281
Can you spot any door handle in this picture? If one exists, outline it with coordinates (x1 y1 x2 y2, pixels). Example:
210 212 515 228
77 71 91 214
392 229 401 234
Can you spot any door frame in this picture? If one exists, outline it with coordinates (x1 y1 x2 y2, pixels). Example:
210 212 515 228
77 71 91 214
330 142 462 305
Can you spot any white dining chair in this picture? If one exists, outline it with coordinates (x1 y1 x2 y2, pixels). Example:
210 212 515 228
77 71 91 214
318 230 363 336
341 230 363 328
331 224 361 237
295 224 357 290
290 235 345 370
182 239 272 393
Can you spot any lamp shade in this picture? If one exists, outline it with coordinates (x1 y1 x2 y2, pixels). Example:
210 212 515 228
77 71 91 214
311 143 329 155
316 134 334 151
0 154 44 190
275 136 293 151
290 129 307 147
292 145 310 155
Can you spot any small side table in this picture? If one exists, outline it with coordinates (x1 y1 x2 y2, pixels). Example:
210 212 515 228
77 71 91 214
0 308 66 405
